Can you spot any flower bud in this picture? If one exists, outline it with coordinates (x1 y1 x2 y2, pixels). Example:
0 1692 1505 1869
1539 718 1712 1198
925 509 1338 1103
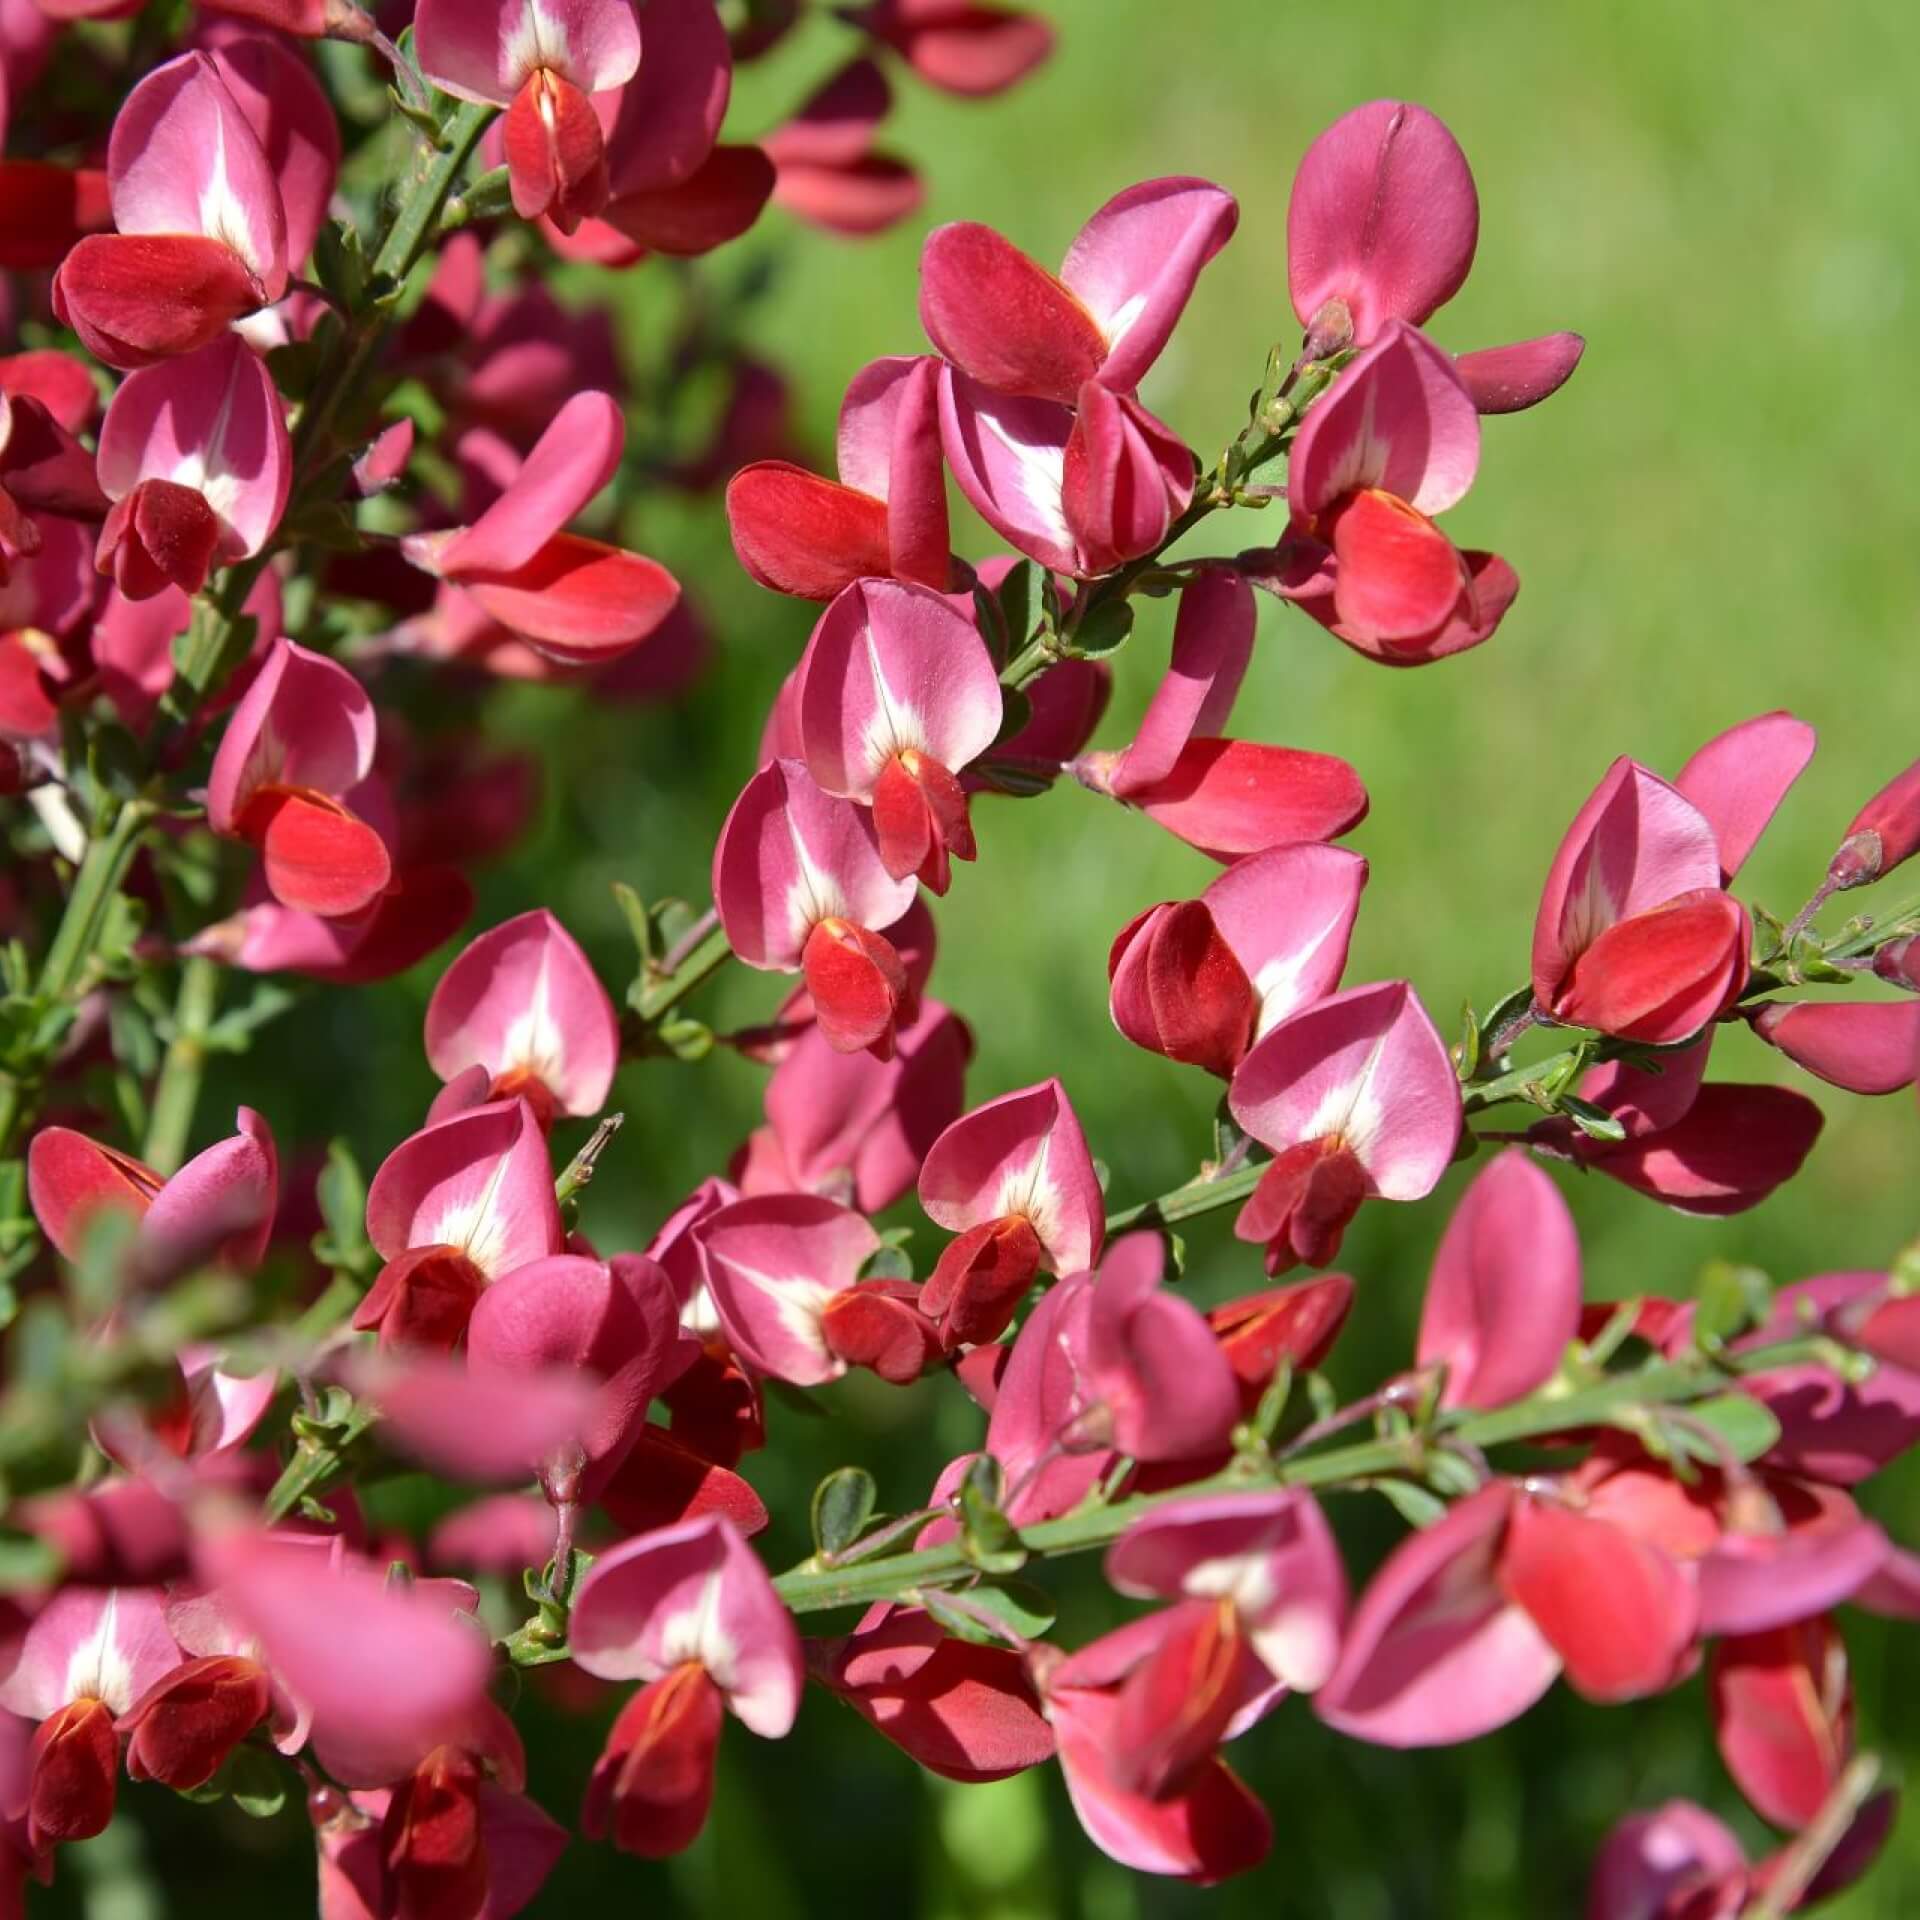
1874 935 1920 990
1829 757 1920 890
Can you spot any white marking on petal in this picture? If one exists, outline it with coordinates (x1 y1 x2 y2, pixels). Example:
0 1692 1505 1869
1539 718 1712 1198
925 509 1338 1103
858 623 927 779
976 409 1073 554
781 806 848 952
503 0 574 85
656 1567 738 1691
499 940 565 1088
421 1143 520 1276
63 1593 137 1712
198 115 263 279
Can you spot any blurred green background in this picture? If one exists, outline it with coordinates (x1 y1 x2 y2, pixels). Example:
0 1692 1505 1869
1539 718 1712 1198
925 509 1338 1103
82 0 1920 1914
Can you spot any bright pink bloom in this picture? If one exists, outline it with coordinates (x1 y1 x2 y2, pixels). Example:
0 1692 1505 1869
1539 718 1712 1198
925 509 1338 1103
846 0 1053 96
53 52 287 368
94 334 289 601
1040 1620 1272 1883
1287 100 1478 357
712 758 920 1057
1826 754 1920 891
808 1605 1053 1782
1108 1488 1348 1706
1749 999 1920 1095
763 58 922 236
728 354 950 600
1534 1082 1824 1216
1453 332 1588 415
1108 841 1368 1077
1586 1793 1894 1918
205 30 341 273
1709 1616 1852 1832
28 1105 277 1279
735 997 970 1214
796 578 1001 891
921 176 1236 403
570 1516 803 1858
1416 1150 1581 1410
1315 1479 1694 1749
1228 980 1460 1274
466 1251 687 1496
1075 1234 1240 1461
199 1530 491 1787
415 0 639 231
1074 571 1369 854
917 1076 1102 1346
206 637 390 918
0 1588 180 1850
700 1192 937 1386
424 908 620 1125
1264 321 1512 661
357 1097 564 1350
1673 708 1819 882
403 391 679 662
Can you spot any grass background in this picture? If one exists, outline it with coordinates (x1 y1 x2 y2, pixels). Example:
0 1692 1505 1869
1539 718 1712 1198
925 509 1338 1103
77 0 1920 1914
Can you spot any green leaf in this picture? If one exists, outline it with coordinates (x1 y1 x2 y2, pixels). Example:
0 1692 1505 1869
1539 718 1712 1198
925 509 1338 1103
203 983 298 1054
1424 1449 1484 1499
612 883 654 968
1376 1481 1448 1528
811 1467 878 1558
1667 1393 1783 1466
657 1016 713 1062
957 1455 1026 1575
1248 1359 1293 1442
861 1244 913 1283
1066 600 1133 661
1559 1093 1627 1143
1692 1260 1772 1350
994 559 1043 661
1454 1000 1481 1081
921 1578 1056 1649
315 1139 369 1271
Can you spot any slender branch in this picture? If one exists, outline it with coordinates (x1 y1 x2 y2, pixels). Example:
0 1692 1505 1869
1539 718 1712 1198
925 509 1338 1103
1104 1159 1266 1236
767 1336 1835 1616
143 955 222 1175
1743 1753 1882 1919
635 922 733 1024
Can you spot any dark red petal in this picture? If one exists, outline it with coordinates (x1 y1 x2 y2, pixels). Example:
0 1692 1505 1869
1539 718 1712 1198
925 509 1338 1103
0 161 111 270
922 1214 1042 1349
601 145 775 257
802 917 907 1057
54 233 261 369
120 1655 272 1791
353 1244 488 1352
1554 890 1748 1043
821 1280 941 1384
725 462 893 600
244 788 393 919
1326 488 1471 644
584 1665 724 1860
28 1698 118 1849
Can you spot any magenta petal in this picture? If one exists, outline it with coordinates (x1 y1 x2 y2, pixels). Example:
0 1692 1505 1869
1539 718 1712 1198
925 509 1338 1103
1417 1151 1580 1411
210 33 341 271
363 1097 563 1279
436 391 624 576
424 908 620 1118
698 1192 878 1386
936 366 1077 575
138 1105 279 1276
353 1348 600 1483
1751 999 1920 1096
1585 1800 1747 1920
1288 320 1480 521
1286 99 1477 351
1314 1483 1558 1747
603 0 731 196
1453 332 1586 415
836 353 949 587
569 1515 803 1737
1105 567 1254 795
0 1587 179 1720
1228 980 1461 1200
1058 176 1238 394
917 1077 1103 1275
1203 842 1368 1037
1673 710 1817 882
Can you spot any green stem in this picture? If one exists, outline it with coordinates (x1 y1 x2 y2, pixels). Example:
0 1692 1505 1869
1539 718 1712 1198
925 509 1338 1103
1104 1159 1266 1236
768 1335 1834 1617
635 923 733 1024
142 955 221 1175
38 800 156 1004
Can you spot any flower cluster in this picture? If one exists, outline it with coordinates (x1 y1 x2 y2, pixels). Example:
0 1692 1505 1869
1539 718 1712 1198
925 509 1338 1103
0 5 1915 1914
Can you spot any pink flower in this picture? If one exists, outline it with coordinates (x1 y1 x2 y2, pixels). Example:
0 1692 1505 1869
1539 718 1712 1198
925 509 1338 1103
699 1192 937 1387
1038 1618 1272 1883
762 59 922 238
402 391 680 663
206 637 392 919
357 1098 564 1350
1415 1149 1581 1411
28 1105 278 1281
846 0 1054 97
917 1076 1103 1347
1286 99 1583 412
712 758 920 1058
1709 1616 1852 1832
94 334 289 600
1227 980 1461 1274
53 52 287 368
1108 841 1368 1077
728 355 950 600
0 1587 180 1850
734 996 970 1214
807 1605 1053 1782
1260 321 1515 663
569 1516 803 1858
1586 1792 1894 1918
1532 713 1814 1044
796 578 1001 892
415 0 640 233
1074 570 1369 854
424 908 620 1126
